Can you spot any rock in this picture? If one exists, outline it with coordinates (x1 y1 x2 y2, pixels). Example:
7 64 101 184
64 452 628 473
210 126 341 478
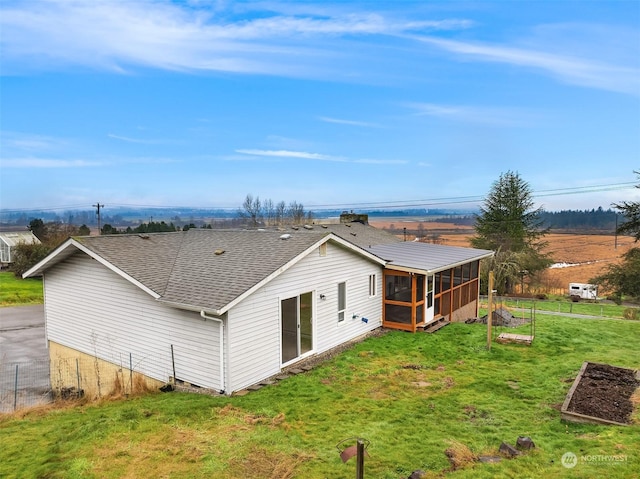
478 456 502 463
408 470 426 479
516 436 535 450
499 442 520 457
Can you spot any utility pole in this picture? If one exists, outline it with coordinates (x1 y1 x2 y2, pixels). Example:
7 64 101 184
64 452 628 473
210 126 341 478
93 202 104 235
614 213 618 250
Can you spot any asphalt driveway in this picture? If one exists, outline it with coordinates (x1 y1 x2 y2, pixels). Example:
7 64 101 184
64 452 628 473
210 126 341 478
0 304 49 412
0 304 47 363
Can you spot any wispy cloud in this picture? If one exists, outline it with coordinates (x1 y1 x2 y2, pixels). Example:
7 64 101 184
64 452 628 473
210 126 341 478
1 158 105 168
0 1 471 76
354 158 407 165
0 131 68 152
235 148 406 165
235 149 347 162
406 102 533 126
318 116 382 128
108 133 161 144
417 33 640 97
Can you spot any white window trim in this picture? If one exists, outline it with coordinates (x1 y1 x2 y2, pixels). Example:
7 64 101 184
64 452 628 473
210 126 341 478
337 281 346 323
369 273 377 297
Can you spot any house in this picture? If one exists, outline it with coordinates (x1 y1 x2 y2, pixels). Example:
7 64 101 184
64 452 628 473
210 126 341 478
24 224 493 395
0 231 41 267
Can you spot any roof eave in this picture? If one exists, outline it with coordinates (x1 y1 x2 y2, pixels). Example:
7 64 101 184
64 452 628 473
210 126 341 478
23 238 161 299
385 250 495 275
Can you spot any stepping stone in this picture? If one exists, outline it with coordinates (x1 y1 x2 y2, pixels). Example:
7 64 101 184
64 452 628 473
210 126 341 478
233 390 250 396
516 436 535 450
259 380 275 386
499 442 520 457
288 368 304 375
301 365 314 371
274 374 290 381
246 384 263 391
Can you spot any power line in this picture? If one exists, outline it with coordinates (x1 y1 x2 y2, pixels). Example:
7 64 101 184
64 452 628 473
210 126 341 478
0 180 636 214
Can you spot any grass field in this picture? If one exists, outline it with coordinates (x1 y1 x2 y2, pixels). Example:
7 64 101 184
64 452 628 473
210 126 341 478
2 316 639 478
0 271 43 306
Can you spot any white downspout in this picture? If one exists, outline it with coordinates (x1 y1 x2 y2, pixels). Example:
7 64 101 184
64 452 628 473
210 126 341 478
200 311 226 394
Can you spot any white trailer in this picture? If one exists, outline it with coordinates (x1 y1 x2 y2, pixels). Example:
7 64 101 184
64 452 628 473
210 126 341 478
569 283 598 300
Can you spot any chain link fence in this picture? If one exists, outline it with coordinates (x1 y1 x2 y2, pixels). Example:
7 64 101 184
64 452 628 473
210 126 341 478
0 359 52 413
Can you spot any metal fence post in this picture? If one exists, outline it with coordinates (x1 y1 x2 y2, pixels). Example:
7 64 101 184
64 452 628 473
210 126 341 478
14 364 19 411
76 358 81 393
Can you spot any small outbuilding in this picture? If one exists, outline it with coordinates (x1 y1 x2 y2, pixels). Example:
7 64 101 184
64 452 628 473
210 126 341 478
0 231 41 266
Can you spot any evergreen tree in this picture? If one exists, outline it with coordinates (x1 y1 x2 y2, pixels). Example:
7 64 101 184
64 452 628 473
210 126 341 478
614 170 640 241
591 248 640 302
472 171 551 294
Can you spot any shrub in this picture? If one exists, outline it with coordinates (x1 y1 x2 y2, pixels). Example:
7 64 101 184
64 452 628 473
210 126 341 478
623 308 639 321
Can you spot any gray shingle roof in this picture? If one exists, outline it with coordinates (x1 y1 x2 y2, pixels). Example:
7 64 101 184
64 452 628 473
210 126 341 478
76 232 185 295
367 241 494 274
76 229 331 312
297 222 401 249
161 229 329 311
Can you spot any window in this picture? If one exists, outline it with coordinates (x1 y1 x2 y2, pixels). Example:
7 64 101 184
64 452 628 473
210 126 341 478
453 266 463 287
427 275 433 308
338 281 346 322
385 274 412 302
369 274 376 297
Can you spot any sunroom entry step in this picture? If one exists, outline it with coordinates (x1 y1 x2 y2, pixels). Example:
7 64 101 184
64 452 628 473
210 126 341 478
424 320 450 334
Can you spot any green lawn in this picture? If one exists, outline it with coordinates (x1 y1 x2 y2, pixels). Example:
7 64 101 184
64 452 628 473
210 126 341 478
0 271 43 306
1 316 639 479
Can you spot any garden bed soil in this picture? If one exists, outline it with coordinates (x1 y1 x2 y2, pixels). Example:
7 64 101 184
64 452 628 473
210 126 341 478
562 362 639 425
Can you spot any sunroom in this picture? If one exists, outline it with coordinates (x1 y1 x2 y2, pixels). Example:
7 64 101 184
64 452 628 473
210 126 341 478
368 242 494 333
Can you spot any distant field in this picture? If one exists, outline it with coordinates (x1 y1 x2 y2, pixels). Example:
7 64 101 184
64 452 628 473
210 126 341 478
370 220 636 295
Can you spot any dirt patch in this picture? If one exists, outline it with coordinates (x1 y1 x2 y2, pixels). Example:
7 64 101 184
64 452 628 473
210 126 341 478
566 363 639 424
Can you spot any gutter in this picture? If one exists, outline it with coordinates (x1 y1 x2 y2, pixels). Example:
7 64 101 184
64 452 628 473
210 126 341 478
200 311 226 395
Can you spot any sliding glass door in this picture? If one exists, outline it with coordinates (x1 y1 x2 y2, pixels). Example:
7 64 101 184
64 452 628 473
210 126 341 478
281 292 313 363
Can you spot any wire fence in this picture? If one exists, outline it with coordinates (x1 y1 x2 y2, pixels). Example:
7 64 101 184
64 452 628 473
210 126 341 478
0 359 52 413
0 352 168 413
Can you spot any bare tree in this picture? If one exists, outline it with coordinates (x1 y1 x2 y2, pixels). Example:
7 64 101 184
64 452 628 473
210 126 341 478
263 198 275 227
275 201 286 226
288 201 305 225
238 194 263 227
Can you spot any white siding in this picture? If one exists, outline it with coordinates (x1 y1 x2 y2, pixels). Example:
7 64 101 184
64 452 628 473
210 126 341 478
44 253 222 390
227 241 383 392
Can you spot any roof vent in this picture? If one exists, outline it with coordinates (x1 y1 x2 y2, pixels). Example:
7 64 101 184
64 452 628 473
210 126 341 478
138 234 150 239
350 232 356 236
214 248 225 255
345 224 351 227
321 225 328 229
291 226 299 230
280 234 292 240
303 224 313 230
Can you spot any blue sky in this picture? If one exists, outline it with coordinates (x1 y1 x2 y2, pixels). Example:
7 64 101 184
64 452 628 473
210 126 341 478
1 0 639 213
